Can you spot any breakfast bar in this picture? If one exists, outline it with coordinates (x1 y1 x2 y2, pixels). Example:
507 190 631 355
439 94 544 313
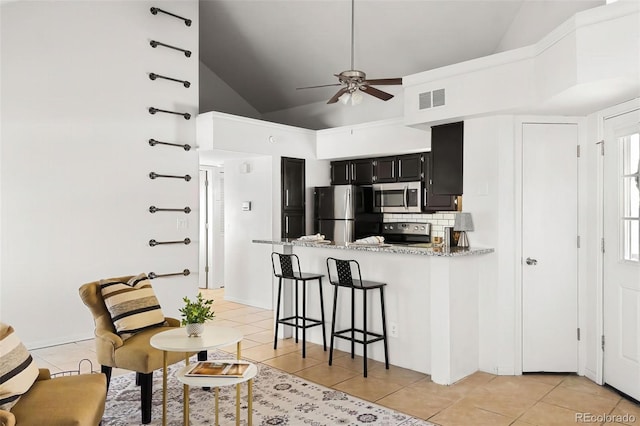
253 238 494 385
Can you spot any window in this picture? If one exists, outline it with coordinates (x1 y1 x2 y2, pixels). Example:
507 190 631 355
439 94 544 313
621 132 639 262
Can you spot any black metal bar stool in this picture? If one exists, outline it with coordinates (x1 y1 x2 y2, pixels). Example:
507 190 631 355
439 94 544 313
272 252 327 358
326 257 389 377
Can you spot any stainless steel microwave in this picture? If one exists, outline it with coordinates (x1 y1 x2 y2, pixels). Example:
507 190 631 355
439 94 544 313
372 182 422 213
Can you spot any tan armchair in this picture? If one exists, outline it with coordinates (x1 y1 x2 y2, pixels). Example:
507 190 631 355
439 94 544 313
79 275 191 424
0 368 106 426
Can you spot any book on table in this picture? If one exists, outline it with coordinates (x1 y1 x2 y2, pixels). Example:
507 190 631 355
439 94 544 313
185 361 250 378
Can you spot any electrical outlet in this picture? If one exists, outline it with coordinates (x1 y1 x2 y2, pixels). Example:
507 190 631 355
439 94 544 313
389 322 398 338
177 217 189 230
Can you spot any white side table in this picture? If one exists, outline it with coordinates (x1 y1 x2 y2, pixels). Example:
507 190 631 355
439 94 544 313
150 326 244 426
176 361 258 426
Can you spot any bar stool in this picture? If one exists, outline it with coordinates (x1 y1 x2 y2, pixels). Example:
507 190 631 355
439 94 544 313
326 257 389 377
271 252 327 358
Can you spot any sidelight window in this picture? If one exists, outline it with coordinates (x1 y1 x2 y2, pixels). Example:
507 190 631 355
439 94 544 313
621 132 639 262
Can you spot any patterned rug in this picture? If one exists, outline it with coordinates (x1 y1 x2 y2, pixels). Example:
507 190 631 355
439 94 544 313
103 350 434 426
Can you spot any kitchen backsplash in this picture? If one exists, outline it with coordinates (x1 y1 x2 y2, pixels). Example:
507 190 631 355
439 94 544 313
384 212 457 239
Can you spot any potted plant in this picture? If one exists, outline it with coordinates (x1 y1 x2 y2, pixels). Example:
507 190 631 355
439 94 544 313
179 293 215 337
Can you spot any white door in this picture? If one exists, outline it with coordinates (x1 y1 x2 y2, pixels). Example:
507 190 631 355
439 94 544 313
603 109 640 400
522 123 579 372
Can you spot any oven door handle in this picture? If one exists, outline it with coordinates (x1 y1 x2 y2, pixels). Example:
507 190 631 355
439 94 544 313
403 186 408 209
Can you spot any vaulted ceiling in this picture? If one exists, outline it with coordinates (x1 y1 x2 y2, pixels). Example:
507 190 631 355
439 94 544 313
199 0 604 114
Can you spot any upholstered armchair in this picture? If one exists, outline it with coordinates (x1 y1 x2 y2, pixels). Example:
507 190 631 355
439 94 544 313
0 368 106 426
79 275 190 424
0 322 107 426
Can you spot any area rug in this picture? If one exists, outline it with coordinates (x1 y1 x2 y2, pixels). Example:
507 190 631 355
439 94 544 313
103 350 434 425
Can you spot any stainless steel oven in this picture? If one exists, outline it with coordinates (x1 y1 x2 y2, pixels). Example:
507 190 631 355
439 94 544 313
372 181 422 213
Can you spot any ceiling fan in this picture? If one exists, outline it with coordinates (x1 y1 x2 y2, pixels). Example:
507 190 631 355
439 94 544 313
297 0 403 105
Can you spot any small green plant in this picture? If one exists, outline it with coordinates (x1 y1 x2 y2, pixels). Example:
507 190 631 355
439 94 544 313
179 294 215 325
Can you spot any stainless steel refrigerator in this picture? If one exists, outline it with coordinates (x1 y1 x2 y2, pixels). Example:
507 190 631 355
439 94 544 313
314 185 382 243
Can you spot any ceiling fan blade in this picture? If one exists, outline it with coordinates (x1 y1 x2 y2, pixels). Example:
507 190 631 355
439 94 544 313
363 78 403 86
327 87 349 104
296 83 342 90
361 85 394 101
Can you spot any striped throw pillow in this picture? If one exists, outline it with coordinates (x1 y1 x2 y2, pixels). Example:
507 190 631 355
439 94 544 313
0 323 39 410
100 274 166 340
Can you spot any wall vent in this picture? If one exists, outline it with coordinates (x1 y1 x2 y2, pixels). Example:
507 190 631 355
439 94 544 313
419 91 431 110
433 88 445 107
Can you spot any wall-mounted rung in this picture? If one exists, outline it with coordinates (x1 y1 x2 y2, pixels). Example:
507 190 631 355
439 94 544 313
148 269 191 279
149 73 191 88
148 107 191 120
149 206 191 214
149 172 192 181
149 238 191 247
150 40 191 57
149 138 191 151
150 7 192 26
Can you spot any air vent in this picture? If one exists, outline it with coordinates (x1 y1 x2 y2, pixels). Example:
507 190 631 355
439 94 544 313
433 88 445 107
419 89 446 110
419 91 431 110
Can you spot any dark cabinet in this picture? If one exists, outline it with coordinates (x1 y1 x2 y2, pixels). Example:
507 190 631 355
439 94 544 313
282 212 305 239
281 157 305 238
330 160 351 185
397 153 423 182
282 157 305 211
373 156 397 183
330 159 374 185
351 159 374 185
431 121 463 195
422 152 457 212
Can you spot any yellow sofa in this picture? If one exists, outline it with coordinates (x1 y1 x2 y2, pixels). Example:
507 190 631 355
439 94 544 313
0 368 106 426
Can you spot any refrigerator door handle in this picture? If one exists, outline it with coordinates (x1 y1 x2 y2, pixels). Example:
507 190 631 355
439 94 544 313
345 188 352 218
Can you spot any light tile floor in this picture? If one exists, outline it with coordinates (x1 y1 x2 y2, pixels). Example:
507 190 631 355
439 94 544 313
31 288 639 426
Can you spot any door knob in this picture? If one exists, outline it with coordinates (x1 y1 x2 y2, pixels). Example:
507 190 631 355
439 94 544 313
525 257 538 266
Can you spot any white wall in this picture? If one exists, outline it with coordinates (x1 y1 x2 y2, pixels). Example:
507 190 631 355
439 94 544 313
0 0 199 348
495 1 604 53
199 61 262 120
316 118 430 160
462 116 517 375
197 112 330 307
223 157 273 308
404 1 639 126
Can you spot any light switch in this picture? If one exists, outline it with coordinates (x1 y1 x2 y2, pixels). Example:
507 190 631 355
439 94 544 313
242 201 251 211
177 217 189 229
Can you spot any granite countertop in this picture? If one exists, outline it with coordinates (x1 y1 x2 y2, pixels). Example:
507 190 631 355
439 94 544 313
252 239 494 257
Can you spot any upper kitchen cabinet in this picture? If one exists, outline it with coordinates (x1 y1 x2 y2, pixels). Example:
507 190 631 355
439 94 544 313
397 153 423 182
351 159 375 185
330 159 374 185
373 156 397 183
281 157 305 212
431 121 463 195
330 160 351 185
422 152 457 212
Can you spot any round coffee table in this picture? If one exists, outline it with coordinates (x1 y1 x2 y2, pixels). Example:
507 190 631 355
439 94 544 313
177 361 258 426
150 325 244 426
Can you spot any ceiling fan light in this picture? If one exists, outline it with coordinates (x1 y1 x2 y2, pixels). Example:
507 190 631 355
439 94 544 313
351 90 364 105
339 92 351 104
